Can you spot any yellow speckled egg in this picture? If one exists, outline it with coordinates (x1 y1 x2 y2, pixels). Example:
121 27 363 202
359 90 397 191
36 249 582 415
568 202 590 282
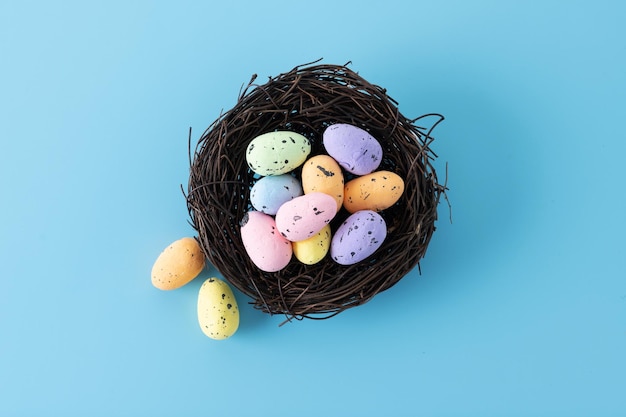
292 224 331 265
301 155 344 211
197 277 239 340
343 171 405 213
151 237 205 290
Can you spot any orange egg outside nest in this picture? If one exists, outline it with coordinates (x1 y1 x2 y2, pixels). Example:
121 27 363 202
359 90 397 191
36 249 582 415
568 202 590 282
151 237 206 290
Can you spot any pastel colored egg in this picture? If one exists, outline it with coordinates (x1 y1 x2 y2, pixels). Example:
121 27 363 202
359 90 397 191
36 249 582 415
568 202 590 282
250 174 303 215
151 237 205 290
301 154 344 211
246 131 311 176
275 192 337 242
330 210 387 265
240 211 292 272
197 277 239 340
343 170 405 213
292 224 331 265
323 124 383 175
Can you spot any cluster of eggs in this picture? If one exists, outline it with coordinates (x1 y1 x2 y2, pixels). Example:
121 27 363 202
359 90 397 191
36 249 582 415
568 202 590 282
241 123 405 272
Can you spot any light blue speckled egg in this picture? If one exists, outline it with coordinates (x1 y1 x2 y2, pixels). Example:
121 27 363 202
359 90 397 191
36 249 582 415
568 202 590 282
250 174 303 215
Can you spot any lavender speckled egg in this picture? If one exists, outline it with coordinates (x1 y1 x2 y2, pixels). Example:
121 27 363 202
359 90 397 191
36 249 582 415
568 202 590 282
275 192 337 242
323 124 383 175
240 211 292 272
250 174 303 215
330 210 387 265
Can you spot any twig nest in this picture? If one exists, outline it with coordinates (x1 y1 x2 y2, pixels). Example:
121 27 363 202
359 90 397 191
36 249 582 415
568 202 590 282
186 61 445 320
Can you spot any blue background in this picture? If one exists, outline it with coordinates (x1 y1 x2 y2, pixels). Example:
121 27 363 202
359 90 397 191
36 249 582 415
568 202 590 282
1 1 625 416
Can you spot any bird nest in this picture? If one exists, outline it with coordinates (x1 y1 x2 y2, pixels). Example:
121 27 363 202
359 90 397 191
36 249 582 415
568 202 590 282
186 61 445 321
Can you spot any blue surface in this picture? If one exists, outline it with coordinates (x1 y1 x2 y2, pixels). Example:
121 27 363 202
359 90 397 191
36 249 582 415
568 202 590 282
1 1 625 416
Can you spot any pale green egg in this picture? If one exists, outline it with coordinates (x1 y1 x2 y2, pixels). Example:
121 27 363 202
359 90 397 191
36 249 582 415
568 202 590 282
246 131 311 176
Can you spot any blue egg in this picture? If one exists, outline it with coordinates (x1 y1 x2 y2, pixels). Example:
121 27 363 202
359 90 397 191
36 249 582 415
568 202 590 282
250 174 303 215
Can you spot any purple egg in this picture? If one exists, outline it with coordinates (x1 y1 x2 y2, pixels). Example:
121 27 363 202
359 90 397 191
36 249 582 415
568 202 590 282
330 210 387 265
323 124 383 175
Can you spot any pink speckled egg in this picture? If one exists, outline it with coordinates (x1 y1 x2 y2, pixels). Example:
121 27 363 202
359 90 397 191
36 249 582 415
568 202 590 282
240 211 292 272
275 192 337 242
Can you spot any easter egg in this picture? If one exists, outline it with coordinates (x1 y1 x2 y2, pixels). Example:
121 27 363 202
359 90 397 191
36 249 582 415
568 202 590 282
330 210 387 265
343 171 405 213
275 192 337 242
301 154 344 211
197 277 239 340
323 124 383 175
292 224 331 265
240 211 292 272
246 131 311 176
250 174 303 215
151 237 205 290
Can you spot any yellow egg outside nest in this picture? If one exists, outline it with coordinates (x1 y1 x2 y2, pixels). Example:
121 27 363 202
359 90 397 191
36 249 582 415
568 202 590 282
197 278 240 340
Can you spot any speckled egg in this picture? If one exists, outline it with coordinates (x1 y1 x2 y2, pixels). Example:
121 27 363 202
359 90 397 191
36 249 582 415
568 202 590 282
151 237 205 290
250 174 303 215
246 131 311 176
197 277 239 340
275 192 337 242
240 211 292 272
292 224 331 265
343 170 405 213
323 124 382 175
330 210 387 265
301 154 344 211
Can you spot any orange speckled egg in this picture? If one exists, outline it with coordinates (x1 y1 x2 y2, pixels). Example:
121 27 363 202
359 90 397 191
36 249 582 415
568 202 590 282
301 155 344 211
151 237 205 290
343 171 405 213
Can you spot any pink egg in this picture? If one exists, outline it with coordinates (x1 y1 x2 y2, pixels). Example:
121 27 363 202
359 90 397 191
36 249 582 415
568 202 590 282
275 192 337 242
240 211 292 272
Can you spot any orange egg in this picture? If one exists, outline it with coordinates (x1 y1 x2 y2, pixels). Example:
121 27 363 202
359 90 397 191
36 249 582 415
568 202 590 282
343 171 404 213
301 155 344 211
151 237 205 290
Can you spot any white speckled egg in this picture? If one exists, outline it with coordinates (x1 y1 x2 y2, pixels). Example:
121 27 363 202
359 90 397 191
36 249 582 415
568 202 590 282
246 131 311 176
330 210 387 265
250 174 303 215
197 277 239 340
